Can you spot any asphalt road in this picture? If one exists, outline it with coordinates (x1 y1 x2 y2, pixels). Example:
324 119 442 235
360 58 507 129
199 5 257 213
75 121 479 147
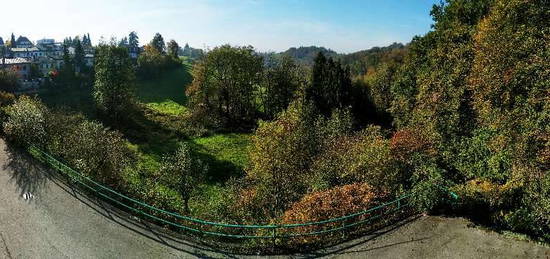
1 138 549 258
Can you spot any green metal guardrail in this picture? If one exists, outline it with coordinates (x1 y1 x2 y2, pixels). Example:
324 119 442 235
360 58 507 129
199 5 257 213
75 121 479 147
28 145 457 240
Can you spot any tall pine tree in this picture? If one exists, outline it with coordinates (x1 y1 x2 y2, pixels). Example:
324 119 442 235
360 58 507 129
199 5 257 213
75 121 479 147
151 33 165 54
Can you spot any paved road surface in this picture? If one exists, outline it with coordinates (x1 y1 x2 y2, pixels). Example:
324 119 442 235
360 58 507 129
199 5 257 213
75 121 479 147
0 139 548 258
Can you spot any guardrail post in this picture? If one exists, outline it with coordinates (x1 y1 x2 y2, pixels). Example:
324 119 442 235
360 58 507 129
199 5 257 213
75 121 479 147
341 219 346 239
271 227 276 253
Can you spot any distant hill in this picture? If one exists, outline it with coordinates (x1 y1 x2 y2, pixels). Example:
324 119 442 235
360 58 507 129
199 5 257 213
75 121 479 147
340 43 406 76
277 43 407 77
281 46 340 66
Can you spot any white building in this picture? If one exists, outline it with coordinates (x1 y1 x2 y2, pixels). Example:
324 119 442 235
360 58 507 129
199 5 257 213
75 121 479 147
37 41 63 57
11 47 41 59
37 38 55 45
4 35 94 78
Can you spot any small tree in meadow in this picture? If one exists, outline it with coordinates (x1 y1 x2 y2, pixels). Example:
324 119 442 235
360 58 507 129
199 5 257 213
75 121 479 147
160 144 206 213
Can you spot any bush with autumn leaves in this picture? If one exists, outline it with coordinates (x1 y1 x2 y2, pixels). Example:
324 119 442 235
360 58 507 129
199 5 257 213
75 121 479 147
281 183 390 244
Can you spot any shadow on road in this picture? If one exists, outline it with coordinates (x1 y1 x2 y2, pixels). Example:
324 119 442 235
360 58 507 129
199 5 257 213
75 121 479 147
296 215 425 258
2 144 49 198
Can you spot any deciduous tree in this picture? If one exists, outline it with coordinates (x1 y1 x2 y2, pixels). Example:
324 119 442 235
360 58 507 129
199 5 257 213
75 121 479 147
93 44 135 124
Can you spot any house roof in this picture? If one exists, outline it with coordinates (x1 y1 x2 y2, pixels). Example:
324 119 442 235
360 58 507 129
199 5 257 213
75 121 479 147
0 57 31 65
16 36 32 44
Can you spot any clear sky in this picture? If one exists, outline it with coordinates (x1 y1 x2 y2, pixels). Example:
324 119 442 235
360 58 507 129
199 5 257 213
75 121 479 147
1 0 439 53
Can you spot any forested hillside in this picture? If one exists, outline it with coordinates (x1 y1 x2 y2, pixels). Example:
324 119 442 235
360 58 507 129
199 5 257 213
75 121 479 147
280 46 339 65
278 43 406 78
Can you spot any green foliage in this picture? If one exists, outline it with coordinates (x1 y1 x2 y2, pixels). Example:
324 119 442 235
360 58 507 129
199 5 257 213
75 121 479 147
261 54 305 119
94 44 136 123
246 101 319 218
3 96 48 146
181 43 204 61
409 164 448 212
340 43 406 77
281 46 339 66
454 128 512 182
0 91 15 107
137 44 182 79
49 118 137 187
382 0 549 239
129 31 139 49
74 38 85 71
167 40 180 59
307 52 352 117
151 33 166 54
518 173 550 240
186 45 263 129
311 125 401 192
0 69 19 92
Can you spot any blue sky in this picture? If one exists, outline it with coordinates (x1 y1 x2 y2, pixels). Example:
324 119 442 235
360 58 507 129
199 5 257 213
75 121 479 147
1 0 439 53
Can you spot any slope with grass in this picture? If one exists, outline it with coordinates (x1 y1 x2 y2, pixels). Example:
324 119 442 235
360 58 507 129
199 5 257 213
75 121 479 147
131 64 252 221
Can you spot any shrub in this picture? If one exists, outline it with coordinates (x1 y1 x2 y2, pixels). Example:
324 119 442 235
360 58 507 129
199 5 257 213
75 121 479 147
311 126 402 192
246 101 319 218
3 96 48 147
0 91 16 131
453 128 512 182
409 164 448 212
230 185 270 224
451 178 523 222
0 69 19 92
502 170 549 241
390 128 436 163
281 183 388 243
180 105 221 137
0 91 15 107
52 120 137 187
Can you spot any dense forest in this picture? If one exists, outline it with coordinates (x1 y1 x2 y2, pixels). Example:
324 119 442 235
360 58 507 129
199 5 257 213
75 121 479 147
1 0 548 248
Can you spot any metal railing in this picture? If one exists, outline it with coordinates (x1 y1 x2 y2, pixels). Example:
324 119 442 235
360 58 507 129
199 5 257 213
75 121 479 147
28 145 451 240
